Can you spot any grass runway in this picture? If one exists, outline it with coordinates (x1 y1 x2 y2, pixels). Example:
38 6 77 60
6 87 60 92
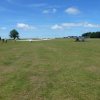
0 39 100 100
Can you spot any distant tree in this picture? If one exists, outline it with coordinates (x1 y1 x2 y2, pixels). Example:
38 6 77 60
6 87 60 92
0 37 1 41
9 29 19 39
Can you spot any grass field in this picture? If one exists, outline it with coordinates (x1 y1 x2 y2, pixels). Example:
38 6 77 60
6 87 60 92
0 39 100 100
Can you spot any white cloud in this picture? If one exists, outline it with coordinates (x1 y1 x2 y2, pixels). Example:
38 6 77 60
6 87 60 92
52 8 57 13
51 24 63 30
0 27 7 30
62 23 82 27
83 22 100 28
28 3 47 8
0 6 13 12
51 22 100 30
6 0 15 4
17 23 36 30
62 22 100 28
65 7 80 15
7 0 11 2
43 10 49 14
43 8 57 14
7 0 47 8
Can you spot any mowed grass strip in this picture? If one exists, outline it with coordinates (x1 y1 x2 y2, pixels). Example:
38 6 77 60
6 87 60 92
0 39 100 100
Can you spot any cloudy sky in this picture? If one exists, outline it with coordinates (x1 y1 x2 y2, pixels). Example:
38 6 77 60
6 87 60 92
0 0 100 38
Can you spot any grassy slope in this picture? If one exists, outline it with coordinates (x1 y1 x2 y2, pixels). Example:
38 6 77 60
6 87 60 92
0 39 100 100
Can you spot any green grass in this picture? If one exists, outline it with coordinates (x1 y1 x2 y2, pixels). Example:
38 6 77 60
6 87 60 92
0 39 100 100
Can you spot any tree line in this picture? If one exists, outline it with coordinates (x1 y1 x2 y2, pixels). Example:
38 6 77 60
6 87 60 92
82 32 100 38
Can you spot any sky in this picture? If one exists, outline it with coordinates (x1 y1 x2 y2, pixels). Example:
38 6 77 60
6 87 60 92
0 0 100 38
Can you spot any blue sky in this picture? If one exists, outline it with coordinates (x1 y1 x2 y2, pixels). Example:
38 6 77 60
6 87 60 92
0 0 100 38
